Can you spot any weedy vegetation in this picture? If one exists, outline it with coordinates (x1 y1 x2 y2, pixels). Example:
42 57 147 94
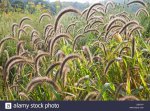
0 0 150 101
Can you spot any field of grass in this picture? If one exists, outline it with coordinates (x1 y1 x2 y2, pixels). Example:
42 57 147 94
0 1 150 101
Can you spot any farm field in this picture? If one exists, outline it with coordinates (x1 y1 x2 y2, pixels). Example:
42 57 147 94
0 0 150 101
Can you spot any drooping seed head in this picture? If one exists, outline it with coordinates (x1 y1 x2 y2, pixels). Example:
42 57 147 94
54 7 81 32
136 8 149 17
50 33 72 57
26 76 61 93
59 54 82 78
19 17 31 28
118 95 139 101
127 0 147 7
86 3 104 20
39 13 51 23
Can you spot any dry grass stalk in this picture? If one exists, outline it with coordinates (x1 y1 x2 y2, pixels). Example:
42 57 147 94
45 27 53 39
26 76 61 93
62 66 70 87
119 20 139 34
119 46 131 56
106 17 126 31
73 34 85 52
104 59 116 75
114 11 130 21
66 23 76 33
19 17 31 28
81 8 88 16
3 56 33 84
131 37 135 58
105 1 114 13
115 83 126 98
86 3 104 20
12 23 19 37
84 24 91 32
17 41 25 55
19 92 29 100
55 50 66 61
44 24 53 36
93 56 101 62
84 91 99 101
88 11 96 19
82 46 93 63
59 54 81 78
84 29 99 34
0 36 16 52
54 7 81 32
136 8 149 17
75 75 89 87
34 51 50 75
39 13 51 23
18 28 27 39
100 42 107 56
22 24 33 30
105 25 122 40
118 95 139 101
127 0 147 7
88 16 104 23
31 30 39 41
50 33 71 56
46 62 61 76
128 25 143 37
90 20 104 28
93 8 105 16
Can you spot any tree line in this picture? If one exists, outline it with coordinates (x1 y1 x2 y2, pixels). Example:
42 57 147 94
0 0 89 14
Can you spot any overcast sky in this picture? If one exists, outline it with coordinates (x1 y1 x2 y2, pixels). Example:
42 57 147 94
49 0 104 3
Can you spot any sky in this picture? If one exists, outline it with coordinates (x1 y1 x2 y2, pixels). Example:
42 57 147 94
49 0 104 3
